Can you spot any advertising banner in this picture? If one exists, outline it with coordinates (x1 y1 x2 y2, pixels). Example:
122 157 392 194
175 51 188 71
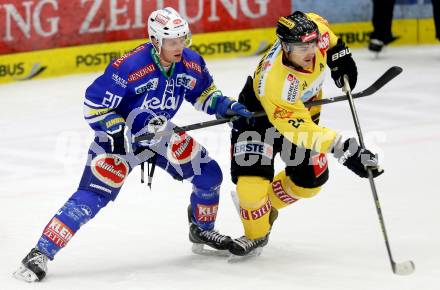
330 18 437 47
0 27 277 84
0 0 288 55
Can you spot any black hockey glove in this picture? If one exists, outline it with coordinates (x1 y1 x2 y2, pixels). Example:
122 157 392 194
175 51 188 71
106 125 127 155
327 39 358 90
333 138 383 178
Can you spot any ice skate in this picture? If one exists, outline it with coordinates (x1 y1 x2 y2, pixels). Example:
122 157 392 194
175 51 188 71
188 205 232 257
13 248 48 282
228 235 269 263
368 36 399 56
228 208 278 263
368 38 385 53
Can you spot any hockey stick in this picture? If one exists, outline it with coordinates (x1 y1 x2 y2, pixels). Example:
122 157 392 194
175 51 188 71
135 66 402 142
342 74 415 275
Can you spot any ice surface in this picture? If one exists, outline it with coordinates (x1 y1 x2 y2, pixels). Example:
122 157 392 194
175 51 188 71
1 45 439 289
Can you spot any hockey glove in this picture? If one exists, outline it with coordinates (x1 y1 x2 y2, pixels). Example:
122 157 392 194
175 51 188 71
327 39 358 90
333 138 383 178
215 97 252 118
106 124 128 155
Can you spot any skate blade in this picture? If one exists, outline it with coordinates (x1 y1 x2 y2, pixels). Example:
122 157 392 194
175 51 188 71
13 264 39 283
191 243 230 257
227 247 263 263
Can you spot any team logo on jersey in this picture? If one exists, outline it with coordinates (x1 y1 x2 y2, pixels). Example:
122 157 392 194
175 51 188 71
282 74 300 103
141 78 181 110
43 217 74 248
167 132 199 164
318 32 330 55
233 141 273 159
272 180 298 204
128 64 156 82
112 73 127 88
135 78 158 94
176 73 196 90
273 106 294 119
311 153 328 177
91 154 129 188
195 204 218 222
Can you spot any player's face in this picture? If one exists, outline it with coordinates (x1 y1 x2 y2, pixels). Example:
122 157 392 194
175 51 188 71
286 41 317 69
160 36 190 64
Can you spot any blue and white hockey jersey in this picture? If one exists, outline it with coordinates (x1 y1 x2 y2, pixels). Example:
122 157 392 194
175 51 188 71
83 43 225 137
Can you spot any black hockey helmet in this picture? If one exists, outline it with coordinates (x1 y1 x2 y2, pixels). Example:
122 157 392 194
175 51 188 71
276 11 319 44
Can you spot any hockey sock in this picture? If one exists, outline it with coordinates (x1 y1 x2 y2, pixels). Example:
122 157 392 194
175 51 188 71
36 190 111 259
236 176 272 240
268 170 321 210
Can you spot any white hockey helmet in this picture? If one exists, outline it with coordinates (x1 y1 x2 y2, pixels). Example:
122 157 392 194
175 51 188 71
148 7 191 52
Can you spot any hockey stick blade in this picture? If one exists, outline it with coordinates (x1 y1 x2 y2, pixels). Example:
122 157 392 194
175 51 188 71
134 66 402 142
362 66 403 96
305 66 403 108
393 260 415 275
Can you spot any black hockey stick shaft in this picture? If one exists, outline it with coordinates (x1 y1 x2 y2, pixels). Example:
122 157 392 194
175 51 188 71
135 66 402 142
342 75 395 272
342 75 414 275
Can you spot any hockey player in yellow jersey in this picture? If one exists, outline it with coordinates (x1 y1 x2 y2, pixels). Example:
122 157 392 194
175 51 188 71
228 11 383 256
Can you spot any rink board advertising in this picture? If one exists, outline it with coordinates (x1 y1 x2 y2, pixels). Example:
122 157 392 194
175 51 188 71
0 0 286 84
0 0 286 55
0 0 437 84
0 28 277 84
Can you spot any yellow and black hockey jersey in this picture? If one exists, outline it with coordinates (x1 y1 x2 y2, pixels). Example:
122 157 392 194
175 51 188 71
253 13 341 153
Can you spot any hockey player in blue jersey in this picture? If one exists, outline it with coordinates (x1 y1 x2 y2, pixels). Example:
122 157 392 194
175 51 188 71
14 7 252 282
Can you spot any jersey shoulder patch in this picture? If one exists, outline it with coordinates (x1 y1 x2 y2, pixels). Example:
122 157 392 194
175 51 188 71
112 44 148 69
182 48 204 74
111 44 157 83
